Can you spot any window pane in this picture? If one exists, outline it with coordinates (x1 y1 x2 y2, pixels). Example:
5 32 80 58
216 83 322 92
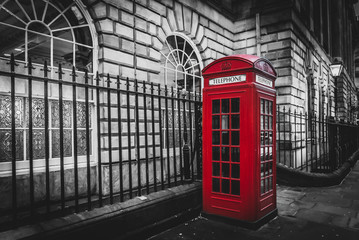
222 115 229 129
222 147 229 161
222 131 229 145
231 115 239 129
26 129 45 160
222 179 230 194
231 180 240 195
231 131 239 145
212 162 220 176
27 33 51 65
231 148 240 162
52 129 72 158
0 130 24 162
231 98 240 113
212 178 220 192
212 116 220 129
222 163 229 177
231 164 240 179
212 147 220 160
212 131 220 145
212 100 220 113
222 99 229 113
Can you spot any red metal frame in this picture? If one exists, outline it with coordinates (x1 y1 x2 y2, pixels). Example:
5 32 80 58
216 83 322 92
202 55 277 224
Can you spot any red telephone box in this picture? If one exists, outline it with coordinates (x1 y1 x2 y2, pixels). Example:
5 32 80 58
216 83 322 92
202 54 277 228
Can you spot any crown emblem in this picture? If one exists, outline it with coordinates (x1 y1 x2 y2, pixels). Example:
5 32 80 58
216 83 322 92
221 61 231 70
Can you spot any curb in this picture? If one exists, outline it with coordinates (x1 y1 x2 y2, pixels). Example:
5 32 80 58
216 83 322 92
0 182 202 240
277 149 359 187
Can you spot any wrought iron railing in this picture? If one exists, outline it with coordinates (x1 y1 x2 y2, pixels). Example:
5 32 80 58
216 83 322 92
277 106 359 173
0 54 202 230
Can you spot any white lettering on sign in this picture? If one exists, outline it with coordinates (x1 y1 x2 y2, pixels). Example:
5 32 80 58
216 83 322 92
209 75 246 86
256 75 272 87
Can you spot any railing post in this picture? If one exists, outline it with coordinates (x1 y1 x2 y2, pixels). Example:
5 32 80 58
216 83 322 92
10 53 17 223
182 90 191 181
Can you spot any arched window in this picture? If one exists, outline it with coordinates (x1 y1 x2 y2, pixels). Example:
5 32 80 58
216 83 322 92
0 0 93 71
160 34 202 93
0 0 95 166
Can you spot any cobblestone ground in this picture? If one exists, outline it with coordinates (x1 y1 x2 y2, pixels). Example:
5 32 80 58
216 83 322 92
149 162 359 240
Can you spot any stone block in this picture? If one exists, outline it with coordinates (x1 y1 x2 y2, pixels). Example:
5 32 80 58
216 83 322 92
108 5 119 21
196 25 204 43
162 17 172 35
158 27 166 43
136 57 161 73
190 12 199 38
234 39 246 49
115 23 134 39
103 62 120 76
101 121 119 134
93 2 107 19
135 17 147 32
121 66 135 79
236 29 256 41
152 37 163 51
183 6 192 34
246 37 256 47
136 43 148 56
99 19 114 33
121 11 134 27
199 16 209 28
223 46 233 56
149 1 166 16
278 30 293 40
158 0 173 7
137 5 161 25
137 0 147 6
208 39 223 53
136 31 152 45
149 23 157 36
121 39 135 53
223 29 234 40
167 8 177 31
205 28 217 40
267 40 291 51
102 34 120 49
276 67 292 77
217 35 232 49
293 52 304 66
209 21 224 36
277 49 293 59
102 48 134 65
106 0 133 12
234 19 246 33
246 46 256 55
149 48 161 61
261 33 278 44
272 58 292 68
136 69 148 82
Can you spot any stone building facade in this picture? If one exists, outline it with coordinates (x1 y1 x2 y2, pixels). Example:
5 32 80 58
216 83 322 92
0 0 358 219
85 0 358 119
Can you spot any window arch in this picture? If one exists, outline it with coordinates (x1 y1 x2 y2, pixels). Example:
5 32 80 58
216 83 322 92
0 0 94 71
0 0 96 166
160 33 203 93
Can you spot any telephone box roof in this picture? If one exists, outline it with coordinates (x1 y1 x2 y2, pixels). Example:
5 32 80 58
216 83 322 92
202 54 277 77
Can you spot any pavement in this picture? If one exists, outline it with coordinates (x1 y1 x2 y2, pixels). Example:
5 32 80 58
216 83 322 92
148 161 359 240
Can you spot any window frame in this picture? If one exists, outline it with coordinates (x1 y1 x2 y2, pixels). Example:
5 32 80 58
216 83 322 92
0 0 98 176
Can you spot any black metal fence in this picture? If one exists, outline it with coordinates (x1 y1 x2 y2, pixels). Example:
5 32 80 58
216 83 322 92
277 106 359 173
0 55 202 230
